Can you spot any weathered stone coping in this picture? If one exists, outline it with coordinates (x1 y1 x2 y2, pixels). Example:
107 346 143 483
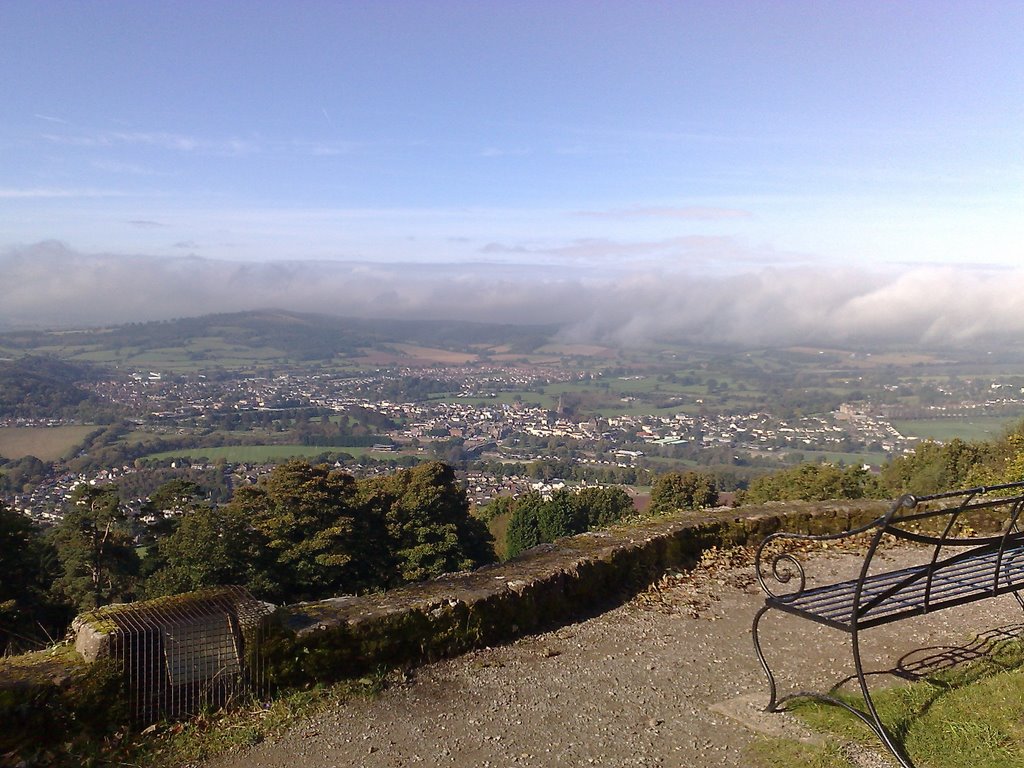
1 499 888 703
267 498 887 685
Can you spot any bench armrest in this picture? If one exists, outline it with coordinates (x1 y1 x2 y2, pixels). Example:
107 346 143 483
756 484 1024 608
755 518 885 599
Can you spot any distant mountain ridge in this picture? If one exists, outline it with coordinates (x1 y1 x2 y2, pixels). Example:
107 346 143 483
0 310 559 367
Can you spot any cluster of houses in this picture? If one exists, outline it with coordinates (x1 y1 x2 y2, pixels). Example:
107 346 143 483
16 361 1024 525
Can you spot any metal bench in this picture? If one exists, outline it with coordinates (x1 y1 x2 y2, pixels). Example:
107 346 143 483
752 481 1024 768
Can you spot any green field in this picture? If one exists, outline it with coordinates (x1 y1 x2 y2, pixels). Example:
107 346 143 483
787 449 889 466
142 444 404 463
66 344 294 373
0 426 95 460
893 415 1024 442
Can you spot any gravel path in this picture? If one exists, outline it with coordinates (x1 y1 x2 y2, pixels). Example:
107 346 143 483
206 547 1023 768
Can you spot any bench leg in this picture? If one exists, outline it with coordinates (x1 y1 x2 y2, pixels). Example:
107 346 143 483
851 627 916 768
754 608 916 767
752 605 782 711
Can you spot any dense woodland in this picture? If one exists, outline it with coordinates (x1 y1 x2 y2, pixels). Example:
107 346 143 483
0 357 116 422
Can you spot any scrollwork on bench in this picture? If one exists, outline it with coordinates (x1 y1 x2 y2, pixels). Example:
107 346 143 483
754 521 880 600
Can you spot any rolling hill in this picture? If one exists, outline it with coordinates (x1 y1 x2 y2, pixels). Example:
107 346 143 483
0 310 559 370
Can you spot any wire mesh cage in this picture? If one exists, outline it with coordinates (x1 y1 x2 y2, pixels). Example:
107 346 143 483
83 586 274 723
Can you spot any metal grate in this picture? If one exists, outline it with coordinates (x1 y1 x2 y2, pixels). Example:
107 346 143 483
84 586 273 723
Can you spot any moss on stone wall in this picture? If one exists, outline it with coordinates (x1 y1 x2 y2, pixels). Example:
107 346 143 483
0 498 890 745
265 499 889 686
0 650 124 753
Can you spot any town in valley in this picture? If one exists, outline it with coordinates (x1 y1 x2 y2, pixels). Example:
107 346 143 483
4 311 1024 527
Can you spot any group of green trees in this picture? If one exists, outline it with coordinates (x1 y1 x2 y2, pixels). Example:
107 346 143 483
490 486 633 559
0 502 69 653
0 357 115 422
489 470 720 559
0 460 495 653
8 417 1024 654
740 463 883 504
148 460 493 602
736 424 1024 504
473 458 653 487
648 470 719 513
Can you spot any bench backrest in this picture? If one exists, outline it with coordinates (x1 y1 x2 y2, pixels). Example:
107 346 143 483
756 480 1024 623
859 480 1024 615
882 480 1024 549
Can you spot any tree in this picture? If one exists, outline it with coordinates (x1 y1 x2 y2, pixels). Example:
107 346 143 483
136 479 206 576
359 461 495 585
503 486 634 559
649 471 719 513
743 463 883 504
956 425 1024 488
145 505 271 598
880 439 993 496
576 486 634 528
0 455 48 494
477 495 517 522
50 485 140 612
147 478 203 514
233 460 362 602
0 503 67 652
505 492 544 559
537 489 587 542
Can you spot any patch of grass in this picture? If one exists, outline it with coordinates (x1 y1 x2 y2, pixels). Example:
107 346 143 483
485 509 512 560
12 669 397 768
893 416 1024 442
746 737 852 768
387 343 479 364
132 670 396 767
763 638 1024 768
786 449 889 466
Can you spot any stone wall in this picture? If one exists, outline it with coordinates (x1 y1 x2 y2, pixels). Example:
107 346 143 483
266 499 886 684
0 498 888 738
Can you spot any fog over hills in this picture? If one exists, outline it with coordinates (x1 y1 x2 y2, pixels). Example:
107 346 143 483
4 241 1023 348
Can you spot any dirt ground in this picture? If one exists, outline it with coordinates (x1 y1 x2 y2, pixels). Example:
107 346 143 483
205 546 1024 768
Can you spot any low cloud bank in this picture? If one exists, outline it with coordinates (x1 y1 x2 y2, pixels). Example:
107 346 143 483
3 241 1022 348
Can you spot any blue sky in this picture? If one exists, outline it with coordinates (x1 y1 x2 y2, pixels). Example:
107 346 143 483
2 2 1024 339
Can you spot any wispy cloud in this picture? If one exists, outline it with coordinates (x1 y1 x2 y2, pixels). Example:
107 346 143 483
576 206 753 221
126 220 165 229
294 139 358 156
33 113 69 124
478 235 800 268
41 130 257 155
41 130 360 158
92 159 158 175
40 133 102 147
109 132 201 151
308 144 345 156
0 187 125 199
480 147 531 157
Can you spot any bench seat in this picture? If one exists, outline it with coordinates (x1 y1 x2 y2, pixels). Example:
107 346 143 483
754 483 1024 768
770 542 1024 632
